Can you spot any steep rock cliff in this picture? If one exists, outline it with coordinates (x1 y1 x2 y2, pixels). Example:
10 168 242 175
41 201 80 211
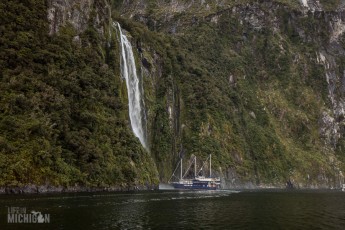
113 0 345 188
1 0 345 191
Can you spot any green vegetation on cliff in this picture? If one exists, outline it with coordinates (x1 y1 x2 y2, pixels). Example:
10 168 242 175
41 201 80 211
0 0 158 188
115 0 345 187
0 0 344 189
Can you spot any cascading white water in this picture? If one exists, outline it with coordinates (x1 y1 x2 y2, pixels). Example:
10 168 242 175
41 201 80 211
116 22 148 150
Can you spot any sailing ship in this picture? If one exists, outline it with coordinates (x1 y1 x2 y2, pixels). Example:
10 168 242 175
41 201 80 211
169 154 221 190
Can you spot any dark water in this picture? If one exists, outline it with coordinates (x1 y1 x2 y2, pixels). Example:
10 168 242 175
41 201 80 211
0 190 345 229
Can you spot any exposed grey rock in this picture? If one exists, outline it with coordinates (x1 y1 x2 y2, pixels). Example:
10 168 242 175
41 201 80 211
299 0 322 12
316 11 345 148
249 111 256 119
47 0 111 35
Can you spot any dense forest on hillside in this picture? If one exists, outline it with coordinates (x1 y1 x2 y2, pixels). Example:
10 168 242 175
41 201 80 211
0 0 158 189
0 0 344 191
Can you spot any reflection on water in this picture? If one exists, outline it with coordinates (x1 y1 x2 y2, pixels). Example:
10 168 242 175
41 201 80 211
0 190 344 229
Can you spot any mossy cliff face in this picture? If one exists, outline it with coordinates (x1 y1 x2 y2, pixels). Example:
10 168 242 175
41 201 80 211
0 0 158 190
0 0 344 191
114 0 345 188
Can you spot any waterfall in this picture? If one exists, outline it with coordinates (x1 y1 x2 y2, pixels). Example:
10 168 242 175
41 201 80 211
116 22 148 150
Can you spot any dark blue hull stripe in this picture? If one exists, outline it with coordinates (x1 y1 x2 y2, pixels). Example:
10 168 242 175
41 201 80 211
172 184 218 190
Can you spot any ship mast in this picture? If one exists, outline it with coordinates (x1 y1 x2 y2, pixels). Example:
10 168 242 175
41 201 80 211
194 156 197 177
180 157 182 180
210 154 212 178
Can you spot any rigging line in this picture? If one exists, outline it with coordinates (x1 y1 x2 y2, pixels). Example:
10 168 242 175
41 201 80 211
183 156 196 178
168 160 181 183
197 155 211 176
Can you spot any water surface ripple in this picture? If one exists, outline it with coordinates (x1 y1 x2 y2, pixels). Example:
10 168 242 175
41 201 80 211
1 190 344 229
